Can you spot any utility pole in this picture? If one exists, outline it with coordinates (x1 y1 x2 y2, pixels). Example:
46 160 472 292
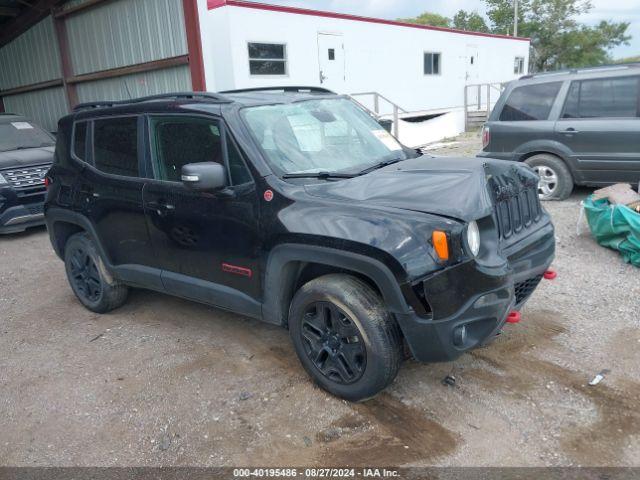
514 0 519 36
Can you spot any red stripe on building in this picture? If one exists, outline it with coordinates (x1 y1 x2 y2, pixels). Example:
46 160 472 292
207 0 530 42
183 0 207 91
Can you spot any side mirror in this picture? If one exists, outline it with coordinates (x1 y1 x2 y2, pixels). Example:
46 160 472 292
181 162 227 191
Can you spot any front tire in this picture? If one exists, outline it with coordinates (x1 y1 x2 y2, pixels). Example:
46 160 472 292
64 232 129 313
288 274 402 402
525 154 574 201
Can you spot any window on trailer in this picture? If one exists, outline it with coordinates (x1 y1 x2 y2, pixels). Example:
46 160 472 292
248 43 287 75
424 52 441 75
514 57 525 75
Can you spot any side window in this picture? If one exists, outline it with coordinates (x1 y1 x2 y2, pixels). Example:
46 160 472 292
150 116 223 182
150 116 253 185
93 117 139 177
72 121 87 161
499 82 562 121
424 52 441 75
563 76 639 119
248 43 287 75
514 57 525 75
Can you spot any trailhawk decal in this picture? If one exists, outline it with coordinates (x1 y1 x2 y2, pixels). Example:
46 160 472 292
221 262 253 278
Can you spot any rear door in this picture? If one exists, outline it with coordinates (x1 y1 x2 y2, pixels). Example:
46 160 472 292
317 33 346 92
142 114 262 313
75 115 159 286
555 75 640 184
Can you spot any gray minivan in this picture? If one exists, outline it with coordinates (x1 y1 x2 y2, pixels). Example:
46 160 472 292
479 64 640 200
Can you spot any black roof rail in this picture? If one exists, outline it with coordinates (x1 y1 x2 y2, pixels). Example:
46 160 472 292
72 92 232 112
219 86 336 95
519 62 640 80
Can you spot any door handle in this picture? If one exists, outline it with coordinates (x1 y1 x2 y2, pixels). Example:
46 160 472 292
147 200 175 216
560 128 579 134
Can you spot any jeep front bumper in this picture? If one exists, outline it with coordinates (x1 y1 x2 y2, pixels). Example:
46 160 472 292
396 221 555 363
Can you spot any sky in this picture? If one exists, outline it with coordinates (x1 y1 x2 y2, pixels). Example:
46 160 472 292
258 0 640 60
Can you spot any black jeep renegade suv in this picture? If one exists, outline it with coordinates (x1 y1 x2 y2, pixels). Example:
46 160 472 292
45 88 555 401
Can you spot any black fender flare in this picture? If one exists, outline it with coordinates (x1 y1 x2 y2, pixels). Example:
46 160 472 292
262 243 412 326
46 207 113 268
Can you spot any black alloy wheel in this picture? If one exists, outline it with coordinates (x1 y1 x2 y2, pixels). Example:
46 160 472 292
64 232 129 313
300 301 367 384
68 245 103 303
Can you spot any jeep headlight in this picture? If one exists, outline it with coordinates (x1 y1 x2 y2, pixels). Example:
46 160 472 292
466 220 480 257
0 173 7 185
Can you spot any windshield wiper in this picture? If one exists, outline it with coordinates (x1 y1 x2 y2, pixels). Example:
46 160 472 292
282 171 355 179
355 157 404 176
14 143 52 150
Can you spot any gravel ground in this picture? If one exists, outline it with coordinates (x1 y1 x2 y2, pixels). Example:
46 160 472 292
1 132 639 467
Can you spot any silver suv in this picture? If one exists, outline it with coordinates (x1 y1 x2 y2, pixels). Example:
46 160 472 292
479 64 640 200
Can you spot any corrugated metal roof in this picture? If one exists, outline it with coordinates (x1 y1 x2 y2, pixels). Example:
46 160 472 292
0 17 62 90
76 64 192 103
3 86 67 132
66 0 188 76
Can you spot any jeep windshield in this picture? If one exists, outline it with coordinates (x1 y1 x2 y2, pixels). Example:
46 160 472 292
0 121 54 153
242 98 412 177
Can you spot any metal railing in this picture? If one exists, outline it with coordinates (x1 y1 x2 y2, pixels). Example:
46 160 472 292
349 92 407 138
463 82 507 130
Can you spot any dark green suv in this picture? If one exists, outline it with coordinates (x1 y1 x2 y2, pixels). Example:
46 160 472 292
479 64 640 200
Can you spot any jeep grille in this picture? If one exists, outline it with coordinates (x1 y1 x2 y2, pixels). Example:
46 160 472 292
489 174 542 240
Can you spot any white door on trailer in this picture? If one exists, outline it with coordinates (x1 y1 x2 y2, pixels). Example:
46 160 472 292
317 33 346 92
465 44 481 108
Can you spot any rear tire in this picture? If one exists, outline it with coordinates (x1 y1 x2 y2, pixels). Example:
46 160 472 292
288 274 402 402
64 232 129 313
525 154 573 201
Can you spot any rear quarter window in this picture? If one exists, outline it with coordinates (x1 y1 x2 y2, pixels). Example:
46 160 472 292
499 82 563 121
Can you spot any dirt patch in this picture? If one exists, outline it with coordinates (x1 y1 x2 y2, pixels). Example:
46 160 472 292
315 394 459 466
467 311 640 465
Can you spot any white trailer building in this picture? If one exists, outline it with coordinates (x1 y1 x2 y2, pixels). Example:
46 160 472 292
0 0 529 145
200 0 530 144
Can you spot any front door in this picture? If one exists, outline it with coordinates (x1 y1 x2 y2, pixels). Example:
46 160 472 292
555 75 640 184
142 114 262 315
317 33 346 92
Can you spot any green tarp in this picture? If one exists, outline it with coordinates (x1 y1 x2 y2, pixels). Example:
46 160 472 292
584 196 640 267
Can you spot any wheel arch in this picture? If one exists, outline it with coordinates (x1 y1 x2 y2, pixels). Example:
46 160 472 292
46 208 113 267
262 244 413 327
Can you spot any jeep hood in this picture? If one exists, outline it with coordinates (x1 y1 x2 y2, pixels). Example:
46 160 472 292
304 156 528 222
0 146 54 170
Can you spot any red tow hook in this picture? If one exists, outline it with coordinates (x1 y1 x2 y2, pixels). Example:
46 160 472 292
506 311 521 324
544 268 557 280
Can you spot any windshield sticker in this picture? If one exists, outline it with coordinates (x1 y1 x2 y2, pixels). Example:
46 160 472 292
11 122 34 130
372 129 402 151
